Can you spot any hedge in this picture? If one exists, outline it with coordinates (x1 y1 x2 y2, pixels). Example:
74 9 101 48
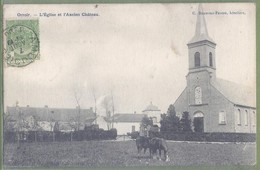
3 128 117 143
161 131 256 142
127 131 255 142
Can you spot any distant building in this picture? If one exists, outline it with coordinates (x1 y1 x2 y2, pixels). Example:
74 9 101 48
110 113 146 135
142 102 161 125
5 105 95 132
107 102 162 135
173 4 256 133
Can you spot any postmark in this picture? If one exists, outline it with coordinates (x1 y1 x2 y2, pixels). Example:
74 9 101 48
4 19 40 67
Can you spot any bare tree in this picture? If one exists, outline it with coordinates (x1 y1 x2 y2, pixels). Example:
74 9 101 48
91 87 97 125
111 90 115 129
21 114 41 142
67 90 83 141
14 101 23 147
49 110 56 142
74 90 83 131
102 95 112 130
102 95 111 118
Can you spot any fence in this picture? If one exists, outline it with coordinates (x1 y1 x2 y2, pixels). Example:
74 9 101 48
3 128 117 143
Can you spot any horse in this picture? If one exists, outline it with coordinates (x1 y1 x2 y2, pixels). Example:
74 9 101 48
149 137 170 162
136 136 151 159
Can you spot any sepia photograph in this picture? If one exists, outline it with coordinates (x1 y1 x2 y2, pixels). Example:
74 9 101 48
2 3 256 168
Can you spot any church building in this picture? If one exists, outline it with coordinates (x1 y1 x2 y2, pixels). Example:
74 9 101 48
174 4 256 133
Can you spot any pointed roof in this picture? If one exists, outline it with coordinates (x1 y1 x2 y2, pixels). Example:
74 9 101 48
143 102 161 112
188 4 216 44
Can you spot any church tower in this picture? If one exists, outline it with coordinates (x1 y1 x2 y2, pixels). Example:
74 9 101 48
186 4 216 106
174 4 256 133
187 4 216 76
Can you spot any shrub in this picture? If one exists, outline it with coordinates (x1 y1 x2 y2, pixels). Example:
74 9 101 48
128 131 139 139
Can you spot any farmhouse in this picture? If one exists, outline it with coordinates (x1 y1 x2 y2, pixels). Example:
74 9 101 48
111 113 146 135
108 102 161 135
5 105 95 132
173 4 256 133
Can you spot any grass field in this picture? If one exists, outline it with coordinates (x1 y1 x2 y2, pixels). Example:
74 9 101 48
3 140 256 168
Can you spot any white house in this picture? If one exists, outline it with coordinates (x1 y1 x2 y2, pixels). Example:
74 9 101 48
111 113 146 135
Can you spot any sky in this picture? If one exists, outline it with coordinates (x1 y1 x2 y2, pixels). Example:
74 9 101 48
3 3 256 115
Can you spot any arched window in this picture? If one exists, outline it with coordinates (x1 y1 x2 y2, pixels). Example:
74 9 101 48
209 52 213 67
252 111 256 126
245 110 248 126
237 109 241 125
195 86 202 104
219 111 226 125
194 52 200 67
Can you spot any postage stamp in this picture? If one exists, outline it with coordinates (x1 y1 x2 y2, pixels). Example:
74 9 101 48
4 19 40 67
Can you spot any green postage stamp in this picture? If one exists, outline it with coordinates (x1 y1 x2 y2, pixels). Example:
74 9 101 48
4 19 40 67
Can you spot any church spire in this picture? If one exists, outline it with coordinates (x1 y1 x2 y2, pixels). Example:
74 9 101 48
188 4 215 44
195 4 209 38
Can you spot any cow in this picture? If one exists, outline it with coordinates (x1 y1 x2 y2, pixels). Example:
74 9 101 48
149 137 170 162
136 136 151 159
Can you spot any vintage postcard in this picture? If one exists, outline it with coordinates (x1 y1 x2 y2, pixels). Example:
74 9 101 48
2 3 256 168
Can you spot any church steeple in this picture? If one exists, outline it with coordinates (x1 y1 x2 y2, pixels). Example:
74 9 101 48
187 4 217 77
189 4 215 45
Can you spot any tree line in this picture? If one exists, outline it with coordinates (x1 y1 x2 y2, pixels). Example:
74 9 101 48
141 104 193 134
160 104 193 133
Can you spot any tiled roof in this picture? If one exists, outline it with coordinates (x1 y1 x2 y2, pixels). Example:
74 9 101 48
211 78 256 108
6 106 95 122
111 113 146 123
